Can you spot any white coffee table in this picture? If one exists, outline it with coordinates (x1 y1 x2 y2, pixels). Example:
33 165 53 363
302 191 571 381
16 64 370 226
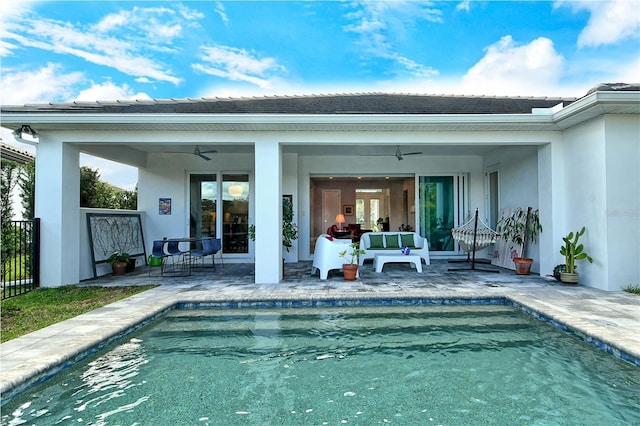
374 253 422 273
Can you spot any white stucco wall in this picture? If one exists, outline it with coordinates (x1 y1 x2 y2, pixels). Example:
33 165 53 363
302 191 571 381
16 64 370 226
603 114 640 290
560 117 608 289
483 145 543 272
556 113 640 290
35 137 81 287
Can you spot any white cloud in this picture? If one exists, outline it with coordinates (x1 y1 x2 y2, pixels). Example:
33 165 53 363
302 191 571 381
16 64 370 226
395 56 439 79
92 5 202 41
460 36 565 95
2 5 195 85
214 2 229 23
75 81 152 102
0 0 33 27
192 45 286 88
0 63 85 104
456 1 471 12
556 0 640 47
343 1 442 78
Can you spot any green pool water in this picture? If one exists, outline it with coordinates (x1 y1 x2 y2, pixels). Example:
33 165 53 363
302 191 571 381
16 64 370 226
2 305 638 425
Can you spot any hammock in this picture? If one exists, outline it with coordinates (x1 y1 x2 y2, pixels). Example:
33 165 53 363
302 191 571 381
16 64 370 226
448 208 500 272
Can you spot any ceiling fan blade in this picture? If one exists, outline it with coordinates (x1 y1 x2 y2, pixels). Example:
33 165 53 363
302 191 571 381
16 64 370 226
402 151 422 156
199 149 218 154
194 145 215 160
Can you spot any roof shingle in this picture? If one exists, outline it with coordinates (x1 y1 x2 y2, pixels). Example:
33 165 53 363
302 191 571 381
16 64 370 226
1 93 575 115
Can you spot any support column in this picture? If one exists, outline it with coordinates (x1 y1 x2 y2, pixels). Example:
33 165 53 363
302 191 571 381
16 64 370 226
254 138 282 283
538 141 561 277
35 137 80 287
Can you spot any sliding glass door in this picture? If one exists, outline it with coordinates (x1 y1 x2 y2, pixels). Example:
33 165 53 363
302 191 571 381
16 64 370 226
417 175 467 253
189 173 250 254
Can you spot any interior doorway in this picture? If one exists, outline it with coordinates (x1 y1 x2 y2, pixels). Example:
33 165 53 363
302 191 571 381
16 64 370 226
310 176 415 251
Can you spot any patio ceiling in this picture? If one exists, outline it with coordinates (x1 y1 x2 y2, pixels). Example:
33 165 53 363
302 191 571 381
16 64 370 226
75 142 507 158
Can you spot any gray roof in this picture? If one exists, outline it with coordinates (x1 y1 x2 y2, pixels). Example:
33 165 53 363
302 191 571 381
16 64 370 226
0 142 35 163
2 83 637 116
1 93 575 115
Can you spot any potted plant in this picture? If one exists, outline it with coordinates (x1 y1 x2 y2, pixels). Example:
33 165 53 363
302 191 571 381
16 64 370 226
559 226 593 284
339 242 366 281
497 207 543 275
107 251 130 276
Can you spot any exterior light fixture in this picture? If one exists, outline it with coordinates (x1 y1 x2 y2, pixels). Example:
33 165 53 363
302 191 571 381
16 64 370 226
12 125 39 143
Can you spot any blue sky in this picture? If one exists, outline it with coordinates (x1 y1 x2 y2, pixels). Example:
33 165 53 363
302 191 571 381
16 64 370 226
1 0 639 190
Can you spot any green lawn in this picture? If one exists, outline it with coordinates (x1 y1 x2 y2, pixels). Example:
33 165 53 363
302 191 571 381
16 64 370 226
1 285 157 342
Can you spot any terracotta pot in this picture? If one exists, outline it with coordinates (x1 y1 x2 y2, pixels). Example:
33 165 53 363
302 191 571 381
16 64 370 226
560 272 579 284
343 264 358 281
111 262 127 276
513 257 533 275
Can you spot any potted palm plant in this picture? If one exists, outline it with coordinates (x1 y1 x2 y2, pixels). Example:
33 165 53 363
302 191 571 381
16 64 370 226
339 242 366 281
107 251 130 276
559 226 593 284
497 207 542 275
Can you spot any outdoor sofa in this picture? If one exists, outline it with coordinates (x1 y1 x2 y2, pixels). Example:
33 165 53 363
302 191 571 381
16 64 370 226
359 232 430 266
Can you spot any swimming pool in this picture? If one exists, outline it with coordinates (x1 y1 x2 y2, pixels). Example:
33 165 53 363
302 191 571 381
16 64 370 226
2 304 639 425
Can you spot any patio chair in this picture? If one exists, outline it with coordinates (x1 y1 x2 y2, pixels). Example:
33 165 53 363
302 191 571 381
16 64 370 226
148 240 169 276
211 238 223 267
190 238 217 270
311 234 354 279
166 240 189 275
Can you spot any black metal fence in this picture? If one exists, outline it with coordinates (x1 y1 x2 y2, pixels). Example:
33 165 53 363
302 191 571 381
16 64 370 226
2 218 40 299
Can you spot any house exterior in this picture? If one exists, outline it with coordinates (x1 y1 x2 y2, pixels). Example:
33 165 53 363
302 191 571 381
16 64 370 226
1 83 638 291
0 141 35 220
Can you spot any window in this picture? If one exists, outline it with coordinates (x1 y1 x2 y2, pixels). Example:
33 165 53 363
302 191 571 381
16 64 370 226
355 189 382 230
189 174 217 239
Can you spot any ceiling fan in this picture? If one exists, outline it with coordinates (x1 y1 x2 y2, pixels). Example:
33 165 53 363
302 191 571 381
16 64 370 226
192 145 217 161
393 146 422 160
363 145 423 160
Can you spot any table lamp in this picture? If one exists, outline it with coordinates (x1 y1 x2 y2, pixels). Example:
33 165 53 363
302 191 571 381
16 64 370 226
335 213 346 230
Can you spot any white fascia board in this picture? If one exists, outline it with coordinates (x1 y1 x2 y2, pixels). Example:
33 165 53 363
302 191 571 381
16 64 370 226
552 91 640 129
0 112 555 130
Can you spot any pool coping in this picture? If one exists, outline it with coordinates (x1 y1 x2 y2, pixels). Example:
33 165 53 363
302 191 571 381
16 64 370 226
2 286 640 405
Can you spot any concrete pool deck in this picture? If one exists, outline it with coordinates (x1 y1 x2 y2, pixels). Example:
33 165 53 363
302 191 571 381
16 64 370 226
2 259 639 401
